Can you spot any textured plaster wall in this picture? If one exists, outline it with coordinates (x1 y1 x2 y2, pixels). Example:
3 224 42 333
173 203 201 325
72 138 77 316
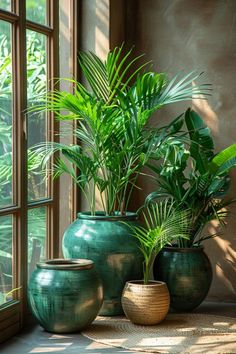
80 0 110 59
124 0 236 301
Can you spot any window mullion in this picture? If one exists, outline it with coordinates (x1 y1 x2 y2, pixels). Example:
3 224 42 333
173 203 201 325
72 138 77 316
47 0 59 259
14 0 28 326
0 9 18 22
71 0 79 221
26 20 53 35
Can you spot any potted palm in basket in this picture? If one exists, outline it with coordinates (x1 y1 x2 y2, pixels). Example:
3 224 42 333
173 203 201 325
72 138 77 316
146 108 236 311
30 47 209 315
121 199 190 325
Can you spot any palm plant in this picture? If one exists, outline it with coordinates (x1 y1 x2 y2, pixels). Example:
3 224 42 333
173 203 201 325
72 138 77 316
30 46 210 215
146 108 236 246
126 199 190 284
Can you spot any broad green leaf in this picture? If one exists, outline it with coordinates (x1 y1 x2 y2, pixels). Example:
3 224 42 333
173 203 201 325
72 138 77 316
184 108 214 173
210 144 236 174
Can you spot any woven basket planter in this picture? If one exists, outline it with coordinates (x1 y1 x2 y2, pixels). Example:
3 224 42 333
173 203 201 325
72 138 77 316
121 280 170 325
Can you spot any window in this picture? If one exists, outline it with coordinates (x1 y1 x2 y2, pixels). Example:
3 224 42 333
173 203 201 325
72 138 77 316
0 0 59 342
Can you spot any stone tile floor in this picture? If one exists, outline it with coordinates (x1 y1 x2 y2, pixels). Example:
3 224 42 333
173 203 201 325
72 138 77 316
1 301 236 354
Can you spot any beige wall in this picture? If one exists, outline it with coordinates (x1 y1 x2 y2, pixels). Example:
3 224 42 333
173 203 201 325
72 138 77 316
122 0 236 301
80 0 110 58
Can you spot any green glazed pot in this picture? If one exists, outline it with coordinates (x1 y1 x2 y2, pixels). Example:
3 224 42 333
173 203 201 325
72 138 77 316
62 212 143 316
28 259 103 333
153 246 212 311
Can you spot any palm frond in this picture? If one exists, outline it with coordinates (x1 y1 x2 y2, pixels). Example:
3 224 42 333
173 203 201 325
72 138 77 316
79 46 149 103
27 46 210 215
126 199 190 283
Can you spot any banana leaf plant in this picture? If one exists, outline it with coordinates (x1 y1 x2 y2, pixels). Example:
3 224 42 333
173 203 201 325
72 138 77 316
146 108 236 247
125 199 190 284
30 46 210 215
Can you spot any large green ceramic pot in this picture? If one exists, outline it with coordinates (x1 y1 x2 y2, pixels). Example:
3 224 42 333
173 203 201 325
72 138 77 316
62 212 143 316
153 246 212 311
28 259 103 333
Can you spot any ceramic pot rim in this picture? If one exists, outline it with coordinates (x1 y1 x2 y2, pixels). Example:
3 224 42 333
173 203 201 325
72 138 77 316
163 246 204 253
125 280 167 287
77 211 138 221
37 258 94 270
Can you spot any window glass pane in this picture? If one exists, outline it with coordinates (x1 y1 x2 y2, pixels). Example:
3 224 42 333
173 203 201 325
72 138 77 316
0 215 13 306
26 0 47 26
0 20 13 208
0 0 11 11
28 207 46 276
27 30 48 202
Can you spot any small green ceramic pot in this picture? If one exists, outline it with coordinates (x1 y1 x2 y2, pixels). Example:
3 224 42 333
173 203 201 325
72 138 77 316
153 246 212 311
62 212 143 316
28 259 103 333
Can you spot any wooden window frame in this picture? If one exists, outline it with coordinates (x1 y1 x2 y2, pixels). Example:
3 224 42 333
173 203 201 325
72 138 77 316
0 0 59 342
71 0 79 221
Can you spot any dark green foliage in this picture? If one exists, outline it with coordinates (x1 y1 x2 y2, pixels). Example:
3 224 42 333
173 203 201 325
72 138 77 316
146 108 236 246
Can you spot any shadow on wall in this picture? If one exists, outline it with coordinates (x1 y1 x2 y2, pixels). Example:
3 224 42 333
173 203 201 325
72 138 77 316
95 0 109 58
193 97 236 301
206 170 236 302
80 0 109 59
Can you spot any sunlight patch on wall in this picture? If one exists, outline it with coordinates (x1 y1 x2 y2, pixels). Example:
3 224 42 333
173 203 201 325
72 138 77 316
192 96 219 136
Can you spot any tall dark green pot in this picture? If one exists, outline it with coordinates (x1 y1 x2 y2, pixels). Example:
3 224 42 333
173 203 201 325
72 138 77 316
28 259 103 333
62 212 143 316
153 247 212 311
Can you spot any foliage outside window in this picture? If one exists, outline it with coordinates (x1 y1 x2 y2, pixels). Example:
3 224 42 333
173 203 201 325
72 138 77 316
0 20 48 306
